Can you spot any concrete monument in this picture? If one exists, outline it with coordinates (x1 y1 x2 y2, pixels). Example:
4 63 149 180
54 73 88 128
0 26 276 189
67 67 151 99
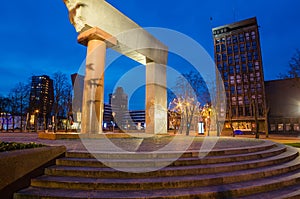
63 0 168 134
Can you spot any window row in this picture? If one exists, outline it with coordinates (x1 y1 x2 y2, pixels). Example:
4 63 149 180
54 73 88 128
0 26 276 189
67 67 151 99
228 104 264 117
226 84 263 95
216 41 258 53
215 31 257 45
216 50 259 63
270 123 300 132
218 62 260 72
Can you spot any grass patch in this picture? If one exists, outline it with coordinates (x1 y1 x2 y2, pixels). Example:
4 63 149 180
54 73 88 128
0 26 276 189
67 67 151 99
286 143 300 148
0 141 44 152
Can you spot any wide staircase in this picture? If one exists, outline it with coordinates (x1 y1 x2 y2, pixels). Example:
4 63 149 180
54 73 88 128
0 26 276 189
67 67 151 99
14 140 300 199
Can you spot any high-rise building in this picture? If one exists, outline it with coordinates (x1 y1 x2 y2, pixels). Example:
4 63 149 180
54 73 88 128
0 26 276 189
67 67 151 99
109 87 128 128
212 17 268 133
29 75 54 127
109 87 128 110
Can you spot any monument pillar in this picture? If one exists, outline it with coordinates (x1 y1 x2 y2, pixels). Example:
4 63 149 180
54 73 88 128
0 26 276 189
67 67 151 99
145 61 168 134
78 28 116 134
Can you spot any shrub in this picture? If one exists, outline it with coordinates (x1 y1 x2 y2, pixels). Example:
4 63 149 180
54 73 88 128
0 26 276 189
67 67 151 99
0 142 44 152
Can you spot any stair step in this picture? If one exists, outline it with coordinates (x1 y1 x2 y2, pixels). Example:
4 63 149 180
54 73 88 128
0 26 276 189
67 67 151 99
238 183 300 199
13 140 300 199
65 141 276 159
57 144 286 168
277 189 300 199
14 170 300 199
31 156 300 190
45 147 299 178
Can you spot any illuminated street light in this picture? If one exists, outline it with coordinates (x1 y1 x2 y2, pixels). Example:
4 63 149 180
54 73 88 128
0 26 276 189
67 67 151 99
34 109 39 132
112 112 116 133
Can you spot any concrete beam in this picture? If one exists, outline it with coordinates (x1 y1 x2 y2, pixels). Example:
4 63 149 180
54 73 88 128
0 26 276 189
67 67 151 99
63 0 168 65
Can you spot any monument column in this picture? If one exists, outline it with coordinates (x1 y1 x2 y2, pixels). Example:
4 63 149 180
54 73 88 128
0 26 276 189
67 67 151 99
145 60 168 134
78 28 116 134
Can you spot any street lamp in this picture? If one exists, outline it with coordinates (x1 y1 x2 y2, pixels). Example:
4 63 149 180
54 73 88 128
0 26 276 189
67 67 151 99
112 112 116 133
34 109 39 132
43 112 47 132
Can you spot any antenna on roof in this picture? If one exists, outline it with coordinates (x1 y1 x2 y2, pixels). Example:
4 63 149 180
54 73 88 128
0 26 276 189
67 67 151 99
233 0 237 22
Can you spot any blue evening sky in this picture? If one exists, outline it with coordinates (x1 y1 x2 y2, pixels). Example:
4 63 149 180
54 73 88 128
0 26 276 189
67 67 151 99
1 0 300 109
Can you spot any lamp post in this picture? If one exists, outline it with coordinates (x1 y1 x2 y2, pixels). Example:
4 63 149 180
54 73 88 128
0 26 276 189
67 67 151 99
34 109 39 132
43 112 47 132
112 112 116 133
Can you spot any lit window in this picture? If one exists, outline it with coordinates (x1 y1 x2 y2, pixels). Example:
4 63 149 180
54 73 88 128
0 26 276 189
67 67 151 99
294 124 300 131
278 124 284 131
245 33 250 41
227 37 232 44
270 124 276 131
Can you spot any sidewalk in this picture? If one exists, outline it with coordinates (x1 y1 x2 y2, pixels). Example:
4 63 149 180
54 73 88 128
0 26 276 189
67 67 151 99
0 132 299 151
232 133 300 144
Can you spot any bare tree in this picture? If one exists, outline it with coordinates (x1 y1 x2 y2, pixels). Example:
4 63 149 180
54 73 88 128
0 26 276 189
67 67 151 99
0 96 11 132
8 92 17 132
279 49 300 79
169 71 209 135
63 83 73 131
52 72 72 132
0 96 6 131
8 82 30 131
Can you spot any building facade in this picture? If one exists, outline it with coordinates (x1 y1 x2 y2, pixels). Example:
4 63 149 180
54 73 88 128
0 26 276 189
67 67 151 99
29 75 54 129
265 78 300 133
212 17 268 133
109 87 129 128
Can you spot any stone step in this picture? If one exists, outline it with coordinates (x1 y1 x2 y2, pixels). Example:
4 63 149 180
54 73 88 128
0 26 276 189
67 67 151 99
14 169 300 199
65 141 276 159
237 183 300 199
31 155 300 191
276 189 300 199
45 147 298 178
56 144 286 168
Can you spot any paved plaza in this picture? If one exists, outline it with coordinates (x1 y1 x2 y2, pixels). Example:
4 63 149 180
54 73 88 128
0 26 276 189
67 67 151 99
0 132 299 152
